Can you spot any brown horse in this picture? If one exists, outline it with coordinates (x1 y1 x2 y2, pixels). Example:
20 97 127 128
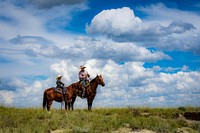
42 87 73 112
68 74 105 111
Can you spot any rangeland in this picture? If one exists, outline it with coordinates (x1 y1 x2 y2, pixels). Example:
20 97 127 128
0 106 199 133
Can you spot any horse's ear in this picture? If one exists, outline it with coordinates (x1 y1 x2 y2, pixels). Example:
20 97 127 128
97 74 101 76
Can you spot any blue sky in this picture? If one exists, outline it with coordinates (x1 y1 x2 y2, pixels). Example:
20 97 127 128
0 0 200 108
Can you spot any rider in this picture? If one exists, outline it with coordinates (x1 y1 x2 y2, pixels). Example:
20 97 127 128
78 66 90 98
56 75 65 94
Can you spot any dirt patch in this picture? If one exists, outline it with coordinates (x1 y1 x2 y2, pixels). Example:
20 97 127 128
112 128 156 133
175 127 198 133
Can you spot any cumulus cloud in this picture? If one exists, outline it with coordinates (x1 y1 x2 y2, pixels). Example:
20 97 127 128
0 58 200 107
148 65 189 73
86 7 195 39
48 59 200 107
166 21 196 34
18 36 170 63
86 7 142 36
0 90 14 105
0 77 53 107
87 5 200 54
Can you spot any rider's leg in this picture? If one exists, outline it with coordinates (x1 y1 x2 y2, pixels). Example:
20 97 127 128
61 86 65 94
80 80 86 98
85 79 90 87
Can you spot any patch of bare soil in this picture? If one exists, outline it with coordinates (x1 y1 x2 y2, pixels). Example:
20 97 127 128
112 128 156 133
175 127 199 133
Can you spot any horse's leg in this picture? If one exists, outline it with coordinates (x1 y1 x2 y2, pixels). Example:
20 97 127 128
47 100 53 112
67 94 72 110
64 94 68 111
71 95 77 111
65 101 68 111
67 101 71 110
87 98 94 111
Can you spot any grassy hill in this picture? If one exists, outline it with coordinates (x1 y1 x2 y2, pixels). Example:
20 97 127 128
0 106 199 133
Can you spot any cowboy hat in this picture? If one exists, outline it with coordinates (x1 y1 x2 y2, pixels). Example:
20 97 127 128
56 75 62 79
80 65 86 69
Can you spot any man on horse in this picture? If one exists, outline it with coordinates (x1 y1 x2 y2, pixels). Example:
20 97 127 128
56 75 65 94
78 66 90 98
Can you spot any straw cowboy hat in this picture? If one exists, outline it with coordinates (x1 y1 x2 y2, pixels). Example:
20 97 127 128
80 65 86 69
56 75 62 79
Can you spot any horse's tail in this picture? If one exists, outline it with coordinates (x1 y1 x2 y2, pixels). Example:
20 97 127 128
43 91 47 110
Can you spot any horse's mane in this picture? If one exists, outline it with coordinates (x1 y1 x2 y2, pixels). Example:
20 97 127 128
90 76 97 84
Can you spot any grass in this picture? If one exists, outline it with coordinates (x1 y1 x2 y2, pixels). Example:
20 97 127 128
0 106 199 133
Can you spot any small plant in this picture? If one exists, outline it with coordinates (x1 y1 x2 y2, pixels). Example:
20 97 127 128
178 106 186 112
130 108 140 117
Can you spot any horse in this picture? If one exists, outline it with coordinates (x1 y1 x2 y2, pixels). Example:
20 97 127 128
42 87 73 112
68 74 105 111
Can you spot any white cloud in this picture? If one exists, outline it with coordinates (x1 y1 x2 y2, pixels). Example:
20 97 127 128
0 2 44 39
0 1 88 40
9 35 170 63
50 60 79 84
1 59 200 107
87 5 200 53
87 7 142 36
149 96 165 103
0 90 14 105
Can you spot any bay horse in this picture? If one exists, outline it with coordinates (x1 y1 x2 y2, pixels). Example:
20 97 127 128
42 87 73 112
68 74 105 111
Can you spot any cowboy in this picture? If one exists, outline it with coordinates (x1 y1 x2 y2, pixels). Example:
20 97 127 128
78 66 90 98
56 75 65 94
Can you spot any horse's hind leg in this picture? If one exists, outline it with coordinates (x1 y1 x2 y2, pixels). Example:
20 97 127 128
67 101 71 110
47 100 53 112
71 96 77 111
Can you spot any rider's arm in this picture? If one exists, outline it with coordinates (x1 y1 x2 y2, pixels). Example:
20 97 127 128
79 71 85 79
57 80 64 86
85 71 90 78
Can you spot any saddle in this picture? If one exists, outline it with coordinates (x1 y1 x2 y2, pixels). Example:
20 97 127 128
79 80 90 88
54 87 67 94
54 87 67 102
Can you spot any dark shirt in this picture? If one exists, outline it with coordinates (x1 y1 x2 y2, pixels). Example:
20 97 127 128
56 79 64 87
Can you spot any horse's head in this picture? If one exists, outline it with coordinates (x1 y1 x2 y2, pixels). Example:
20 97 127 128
96 74 105 87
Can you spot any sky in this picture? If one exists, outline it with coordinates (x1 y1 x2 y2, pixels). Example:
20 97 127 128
0 0 200 108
